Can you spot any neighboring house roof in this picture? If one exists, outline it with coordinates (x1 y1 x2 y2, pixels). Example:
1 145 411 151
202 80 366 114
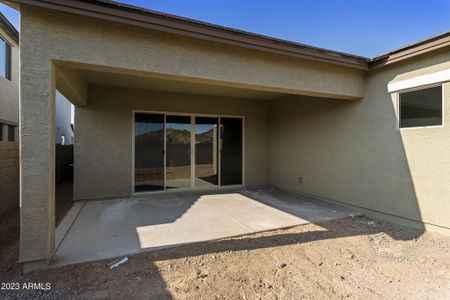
0 11 18 43
4 0 450 70
369 31 450 69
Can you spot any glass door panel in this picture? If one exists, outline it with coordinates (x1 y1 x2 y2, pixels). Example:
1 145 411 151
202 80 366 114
195 117 219 187
134 113 164 192
166 115 192 189
220 117 243 186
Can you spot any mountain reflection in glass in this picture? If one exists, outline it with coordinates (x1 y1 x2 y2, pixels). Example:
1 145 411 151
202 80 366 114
134 113 164 192
166 115 192 189
195 117 219 187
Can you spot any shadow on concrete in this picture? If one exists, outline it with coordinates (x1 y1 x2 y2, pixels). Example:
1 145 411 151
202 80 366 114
240 187 423 241
52 186 423 270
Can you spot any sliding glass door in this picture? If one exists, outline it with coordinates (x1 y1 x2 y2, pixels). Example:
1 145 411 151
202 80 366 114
134 113 243 193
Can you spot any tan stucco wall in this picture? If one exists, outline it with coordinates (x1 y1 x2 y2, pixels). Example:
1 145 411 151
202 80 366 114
0 25 19 124
74 86 269 200
74 86 270 199
21 6 365 101
269 49 450 232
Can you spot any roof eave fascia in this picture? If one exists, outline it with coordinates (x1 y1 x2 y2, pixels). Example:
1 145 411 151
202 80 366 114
0 12 19 43
10 0 369 70
369 33 450 69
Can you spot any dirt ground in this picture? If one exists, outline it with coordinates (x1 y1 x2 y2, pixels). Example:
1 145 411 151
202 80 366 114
1 205 450 300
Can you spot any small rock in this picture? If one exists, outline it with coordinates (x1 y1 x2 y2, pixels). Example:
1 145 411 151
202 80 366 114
318 262 323 266
340 275 345 280
345 254 355 259
278 263 287 269
135 276 142 282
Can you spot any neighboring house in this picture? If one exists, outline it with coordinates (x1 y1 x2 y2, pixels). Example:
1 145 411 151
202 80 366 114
3 0 449 270
0 13 18 130
56 90 73 145
0 11 19 215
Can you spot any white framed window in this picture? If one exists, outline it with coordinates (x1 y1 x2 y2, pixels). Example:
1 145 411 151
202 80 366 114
397 84 444 129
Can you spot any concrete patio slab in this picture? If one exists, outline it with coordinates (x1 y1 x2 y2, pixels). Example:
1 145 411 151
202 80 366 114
51 187 361 267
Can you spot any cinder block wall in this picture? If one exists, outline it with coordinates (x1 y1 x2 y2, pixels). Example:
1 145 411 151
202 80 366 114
0 140 19 215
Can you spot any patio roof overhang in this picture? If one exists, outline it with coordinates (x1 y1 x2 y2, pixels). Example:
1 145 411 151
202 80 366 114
54 60 358 107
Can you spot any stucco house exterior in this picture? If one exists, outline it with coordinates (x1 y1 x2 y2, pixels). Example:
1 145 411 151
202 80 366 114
0 11 19 215
0 12 73 215
2 0 449 270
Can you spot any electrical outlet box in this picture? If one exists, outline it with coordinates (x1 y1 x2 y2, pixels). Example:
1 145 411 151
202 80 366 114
298 176 304 184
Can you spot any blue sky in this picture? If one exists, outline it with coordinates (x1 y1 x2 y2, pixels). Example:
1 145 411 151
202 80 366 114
1 0 449 57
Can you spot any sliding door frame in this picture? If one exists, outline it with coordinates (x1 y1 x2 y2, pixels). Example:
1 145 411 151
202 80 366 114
132 110 245 195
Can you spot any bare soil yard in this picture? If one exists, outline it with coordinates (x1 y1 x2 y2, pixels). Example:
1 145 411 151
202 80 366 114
1 206 449 299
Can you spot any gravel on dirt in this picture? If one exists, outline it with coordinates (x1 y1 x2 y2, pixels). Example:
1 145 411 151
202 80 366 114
1 206 449 299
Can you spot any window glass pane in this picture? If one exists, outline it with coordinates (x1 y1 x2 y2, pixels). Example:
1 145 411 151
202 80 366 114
0 123 3 141
0 38 6 78
195 117 219 187
166 115 192 189
5 43 11 80
134 113 165 192
400 86 442 128
7 125 15 141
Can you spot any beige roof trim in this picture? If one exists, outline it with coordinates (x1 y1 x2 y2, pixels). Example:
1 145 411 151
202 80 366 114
370 31 450 69
5 0 450 70
8 0 370 69
0 11 19 43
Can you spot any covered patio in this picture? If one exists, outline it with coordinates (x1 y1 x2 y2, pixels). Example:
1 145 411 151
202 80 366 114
52 188 360 267
16 1 368 271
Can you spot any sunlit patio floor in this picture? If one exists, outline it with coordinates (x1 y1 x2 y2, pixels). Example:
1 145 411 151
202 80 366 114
51 187 361 267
